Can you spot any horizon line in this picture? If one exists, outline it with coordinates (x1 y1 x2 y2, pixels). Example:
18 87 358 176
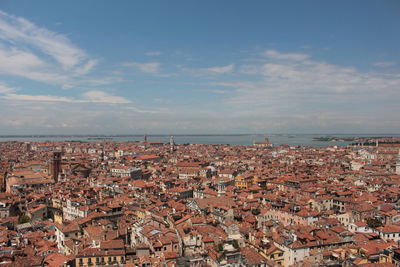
0 133 400 137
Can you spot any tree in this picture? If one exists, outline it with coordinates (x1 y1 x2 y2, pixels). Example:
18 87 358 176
366 217 382 228
232 240 239 249
18 215 30 224
251 209 261 216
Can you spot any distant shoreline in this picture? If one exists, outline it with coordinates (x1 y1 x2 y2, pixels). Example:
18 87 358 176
1 134 400 147
1 133 399 138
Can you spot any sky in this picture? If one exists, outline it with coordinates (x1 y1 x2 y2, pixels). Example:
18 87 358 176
0 0 399 135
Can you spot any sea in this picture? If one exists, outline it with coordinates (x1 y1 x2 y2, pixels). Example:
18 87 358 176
1 134 399 147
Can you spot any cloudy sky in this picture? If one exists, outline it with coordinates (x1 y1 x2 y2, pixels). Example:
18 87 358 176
0 0 399 134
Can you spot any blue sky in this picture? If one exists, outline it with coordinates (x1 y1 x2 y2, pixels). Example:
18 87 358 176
0 0 399 134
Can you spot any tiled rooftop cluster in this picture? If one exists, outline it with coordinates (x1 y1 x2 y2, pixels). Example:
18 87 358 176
0 139 400 267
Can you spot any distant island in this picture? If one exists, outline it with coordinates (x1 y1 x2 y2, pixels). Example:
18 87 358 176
313 136 400 146
87 137 113 140
313 137 358 142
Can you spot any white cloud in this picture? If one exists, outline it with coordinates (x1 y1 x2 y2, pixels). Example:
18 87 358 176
125 106 163 114
78 76 126 87
74 59 98 75
0 10 91 70
1 93 75 102
373 61 396 67
263 49 310 61
1 45 399 133
0 90 131 104
121 62 161 73
208 50 400 133
0 46 68 84
0 82 17 93
82 90 131 104
240 65 259 75
0 92 165 134
0 10 98 86
234 52 398 97
182 64 235 76
205 64 235 74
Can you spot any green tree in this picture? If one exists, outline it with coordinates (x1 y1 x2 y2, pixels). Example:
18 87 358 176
366 217 382 228
18 215 30 224
232 240 239 249
251 209 261 215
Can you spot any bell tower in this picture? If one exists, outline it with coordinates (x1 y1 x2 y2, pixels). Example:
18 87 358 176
144 134 148 150
170 136 175 153
217 179 226 196
50 152 62 183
